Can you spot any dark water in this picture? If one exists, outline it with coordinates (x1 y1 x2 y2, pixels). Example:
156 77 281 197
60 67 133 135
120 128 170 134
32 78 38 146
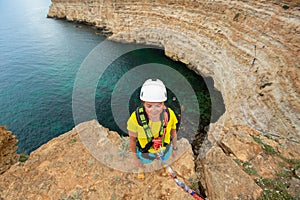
94 48 214 139
0 0 223 154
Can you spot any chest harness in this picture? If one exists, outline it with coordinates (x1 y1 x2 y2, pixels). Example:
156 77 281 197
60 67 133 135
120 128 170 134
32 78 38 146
135 106 170 153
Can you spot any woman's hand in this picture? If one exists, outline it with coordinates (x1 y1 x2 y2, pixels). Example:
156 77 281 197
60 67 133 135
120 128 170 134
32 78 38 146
171 129 178 158
172 146 178 158
128 134 143 167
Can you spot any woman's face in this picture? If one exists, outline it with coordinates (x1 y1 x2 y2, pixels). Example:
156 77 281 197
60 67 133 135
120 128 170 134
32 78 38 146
143 102 164 121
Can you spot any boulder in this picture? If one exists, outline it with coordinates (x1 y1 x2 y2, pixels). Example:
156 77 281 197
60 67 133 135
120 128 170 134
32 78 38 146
201 146 262 200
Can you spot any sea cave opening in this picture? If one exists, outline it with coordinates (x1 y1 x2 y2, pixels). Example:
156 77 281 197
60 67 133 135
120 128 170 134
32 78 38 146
95 47 226 156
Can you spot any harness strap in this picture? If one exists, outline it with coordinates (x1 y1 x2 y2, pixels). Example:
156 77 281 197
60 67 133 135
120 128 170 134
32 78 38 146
138 107 153 142
136 106 169 152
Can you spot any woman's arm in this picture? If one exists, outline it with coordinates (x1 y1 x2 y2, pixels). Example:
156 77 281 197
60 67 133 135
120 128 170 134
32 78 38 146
171 129 177 149
129 131 142 167
129 132 137 153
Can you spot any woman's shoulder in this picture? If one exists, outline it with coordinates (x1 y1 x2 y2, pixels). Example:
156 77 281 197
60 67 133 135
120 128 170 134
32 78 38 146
166 107 177 120
128 110 138 123
167 107 176 114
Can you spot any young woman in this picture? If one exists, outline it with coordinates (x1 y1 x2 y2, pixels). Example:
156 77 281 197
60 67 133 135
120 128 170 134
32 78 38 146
127 78 178 179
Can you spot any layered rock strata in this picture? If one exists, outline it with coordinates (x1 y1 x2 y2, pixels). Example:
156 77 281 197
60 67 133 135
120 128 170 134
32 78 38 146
47 0 299 137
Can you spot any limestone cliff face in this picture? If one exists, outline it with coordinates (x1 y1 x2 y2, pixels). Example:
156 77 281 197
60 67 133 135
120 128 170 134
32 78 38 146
45 1 300 199
48 0 299 138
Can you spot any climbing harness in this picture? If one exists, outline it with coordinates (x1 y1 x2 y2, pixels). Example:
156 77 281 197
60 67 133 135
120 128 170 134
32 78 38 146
136 106 205 199
155 147 206 200
135 106 170 153
152 137 163 151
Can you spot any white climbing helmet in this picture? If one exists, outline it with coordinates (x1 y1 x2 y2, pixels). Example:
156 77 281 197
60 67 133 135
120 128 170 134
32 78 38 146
140 78 167 102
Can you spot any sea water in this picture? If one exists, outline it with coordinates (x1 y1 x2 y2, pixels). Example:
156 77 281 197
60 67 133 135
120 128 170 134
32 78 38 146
0 0 215 154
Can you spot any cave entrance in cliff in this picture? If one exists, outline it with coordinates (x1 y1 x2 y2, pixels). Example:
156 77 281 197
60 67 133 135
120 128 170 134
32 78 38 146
95 47 225 155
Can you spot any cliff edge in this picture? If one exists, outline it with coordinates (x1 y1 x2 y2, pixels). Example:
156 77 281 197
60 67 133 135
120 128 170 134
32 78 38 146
0 120 199 200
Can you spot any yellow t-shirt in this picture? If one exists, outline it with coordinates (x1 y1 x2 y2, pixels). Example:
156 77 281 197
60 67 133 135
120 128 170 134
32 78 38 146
127 107 178 153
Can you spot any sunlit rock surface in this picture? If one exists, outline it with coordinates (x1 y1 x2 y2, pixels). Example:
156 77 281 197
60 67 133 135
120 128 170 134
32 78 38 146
0 120 199 199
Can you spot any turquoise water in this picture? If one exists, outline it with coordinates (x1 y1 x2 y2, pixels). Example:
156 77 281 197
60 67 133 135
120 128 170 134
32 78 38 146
0 0 105 153
0 0 221 154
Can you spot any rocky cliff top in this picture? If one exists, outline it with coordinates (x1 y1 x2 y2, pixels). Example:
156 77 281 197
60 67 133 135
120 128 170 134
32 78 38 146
0 120 200 199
